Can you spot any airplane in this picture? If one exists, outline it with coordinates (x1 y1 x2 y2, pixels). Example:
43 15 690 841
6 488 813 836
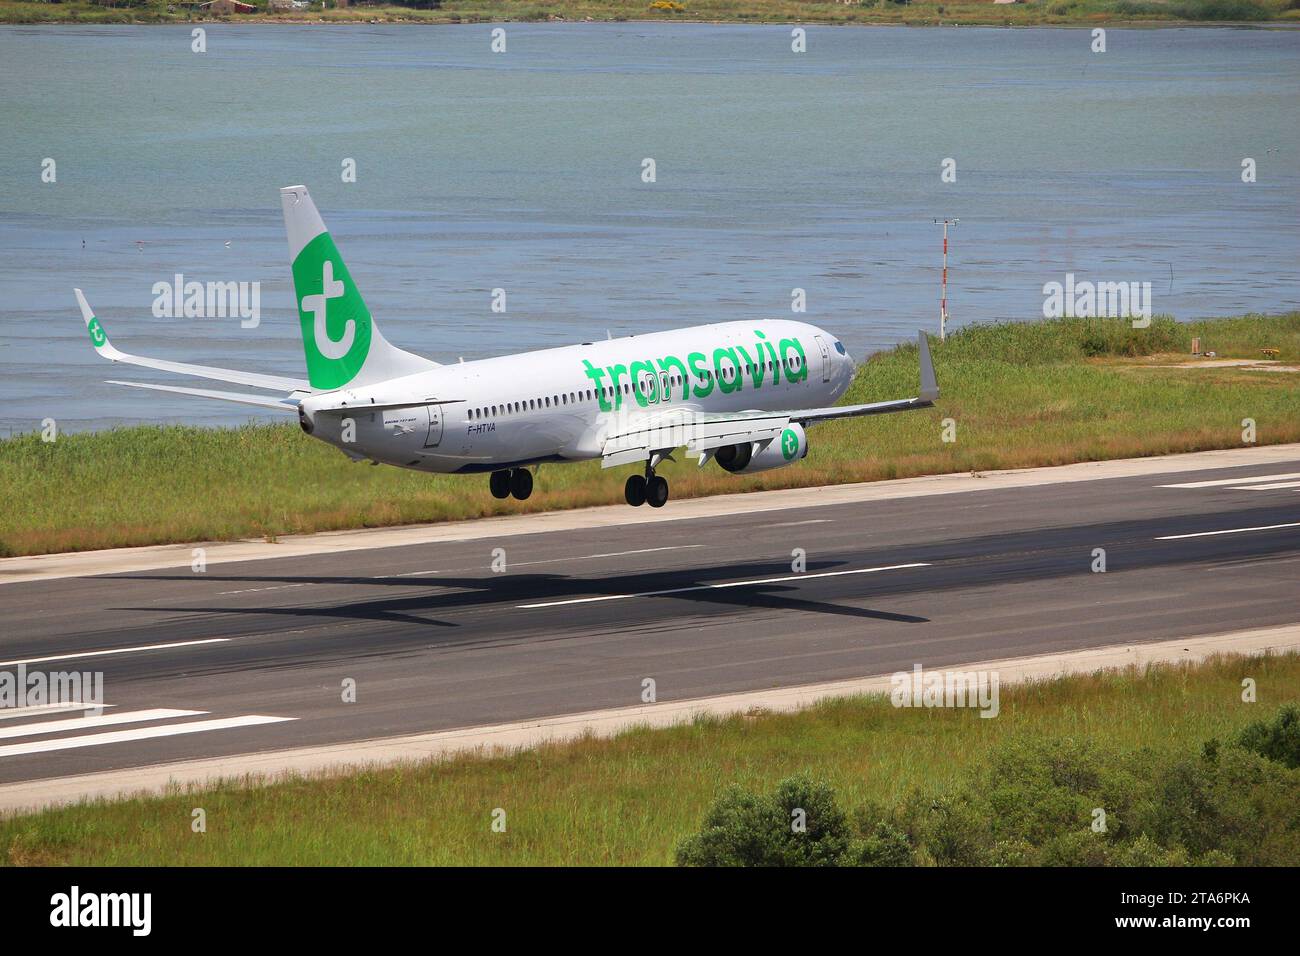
76 185 939 509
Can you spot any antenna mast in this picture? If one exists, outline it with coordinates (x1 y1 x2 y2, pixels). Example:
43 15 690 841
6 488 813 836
933 218 959 341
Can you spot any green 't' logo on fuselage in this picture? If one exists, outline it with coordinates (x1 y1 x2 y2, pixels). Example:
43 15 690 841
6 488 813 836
292 231 372 390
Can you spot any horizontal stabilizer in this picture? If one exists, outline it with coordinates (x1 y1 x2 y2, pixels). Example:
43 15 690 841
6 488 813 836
106 380 302 411
76 288 310 393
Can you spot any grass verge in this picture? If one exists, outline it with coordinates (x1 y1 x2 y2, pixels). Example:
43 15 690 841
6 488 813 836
2 651 1296 865
2 312 1297 557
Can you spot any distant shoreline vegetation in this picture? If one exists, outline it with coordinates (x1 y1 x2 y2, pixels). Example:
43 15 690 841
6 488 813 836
2 0 1297 27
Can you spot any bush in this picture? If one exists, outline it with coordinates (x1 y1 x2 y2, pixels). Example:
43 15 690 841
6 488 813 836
854 820 915 867
1110 0 1167 15
1234 704 1300 769
1138 749 1300 868
1170 0 1275 19
676 708 1300 866
675 775 854 866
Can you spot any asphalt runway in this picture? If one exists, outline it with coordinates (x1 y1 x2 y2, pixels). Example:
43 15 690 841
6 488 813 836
1 454 1297 786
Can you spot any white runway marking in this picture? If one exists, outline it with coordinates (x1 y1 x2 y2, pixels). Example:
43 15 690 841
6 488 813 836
1243 480 1300 490
0 709 204 740
1158 472 1300 489
383 545 704 578
507 545 705 569
518 562 931 609
0 703 116 721
1156 521 1300 540
219 583 309 595
0 715 296 759
0 638 230 668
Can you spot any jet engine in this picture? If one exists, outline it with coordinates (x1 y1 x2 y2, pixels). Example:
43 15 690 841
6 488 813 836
714 423 808 474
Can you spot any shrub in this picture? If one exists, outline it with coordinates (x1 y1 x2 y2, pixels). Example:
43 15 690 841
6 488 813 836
1234 704 1300 769
675 775 854 866
854 820 915 867
1170 0 1275 20
675 720 1300 866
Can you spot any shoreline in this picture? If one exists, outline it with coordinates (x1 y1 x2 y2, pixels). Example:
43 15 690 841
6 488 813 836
3 18 1296 28
3 5 1297 29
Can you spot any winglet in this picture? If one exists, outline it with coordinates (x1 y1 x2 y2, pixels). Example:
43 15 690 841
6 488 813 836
75 288 118 358
918 331 939 403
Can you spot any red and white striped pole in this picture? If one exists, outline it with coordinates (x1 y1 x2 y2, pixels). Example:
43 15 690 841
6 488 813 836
934 218 958 341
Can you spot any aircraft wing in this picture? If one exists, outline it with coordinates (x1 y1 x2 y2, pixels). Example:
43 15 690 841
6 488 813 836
77 288 311 394
600 331 938 468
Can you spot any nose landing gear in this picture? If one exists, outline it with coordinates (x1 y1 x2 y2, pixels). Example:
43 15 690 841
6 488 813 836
489 468 533 501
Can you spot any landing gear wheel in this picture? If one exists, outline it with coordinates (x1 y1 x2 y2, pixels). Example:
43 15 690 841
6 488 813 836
624 474 647 507
509 468 534 501
489 470 511 499
646 475 669 508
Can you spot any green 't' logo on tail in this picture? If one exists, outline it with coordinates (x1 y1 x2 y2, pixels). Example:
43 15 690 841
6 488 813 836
292 231 372 390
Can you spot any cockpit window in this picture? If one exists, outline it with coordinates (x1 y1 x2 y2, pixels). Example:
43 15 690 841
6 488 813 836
834 341 846 355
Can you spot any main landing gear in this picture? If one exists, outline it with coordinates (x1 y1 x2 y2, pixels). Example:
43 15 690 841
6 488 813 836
489 468 533 501
625 464 669 509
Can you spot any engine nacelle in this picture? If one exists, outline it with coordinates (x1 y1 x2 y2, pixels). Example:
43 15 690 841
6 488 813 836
714 423 808 474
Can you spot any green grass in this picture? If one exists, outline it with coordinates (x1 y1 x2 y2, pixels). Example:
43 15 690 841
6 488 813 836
3 0 1296 26
2 313 1297 558
2 651 1296 865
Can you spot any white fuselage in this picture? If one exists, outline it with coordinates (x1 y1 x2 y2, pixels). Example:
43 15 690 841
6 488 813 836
298 319 855 473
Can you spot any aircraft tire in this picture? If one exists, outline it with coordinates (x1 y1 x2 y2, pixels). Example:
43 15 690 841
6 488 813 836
509 468 534 501
625 474 647 507
646 475 669 508
489 470 511 499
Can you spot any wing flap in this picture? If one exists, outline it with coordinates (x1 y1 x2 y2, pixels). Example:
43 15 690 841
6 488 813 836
601 411 790 467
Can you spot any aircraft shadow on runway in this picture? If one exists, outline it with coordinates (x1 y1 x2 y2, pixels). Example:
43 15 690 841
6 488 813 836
107 504 1299 666
115 556 932 632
